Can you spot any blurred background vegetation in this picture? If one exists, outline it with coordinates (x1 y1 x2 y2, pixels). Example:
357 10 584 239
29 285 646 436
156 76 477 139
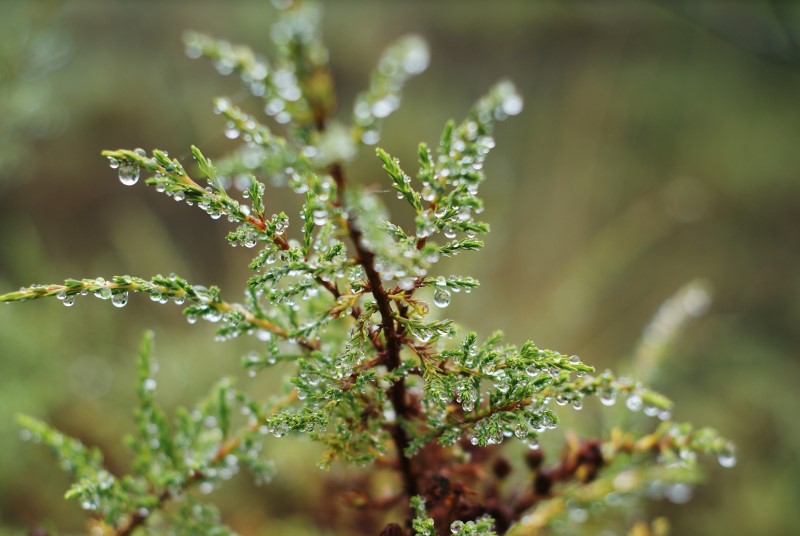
1 1 798 534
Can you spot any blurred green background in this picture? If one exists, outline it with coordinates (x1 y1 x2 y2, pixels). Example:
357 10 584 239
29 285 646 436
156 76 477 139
1 1 799 534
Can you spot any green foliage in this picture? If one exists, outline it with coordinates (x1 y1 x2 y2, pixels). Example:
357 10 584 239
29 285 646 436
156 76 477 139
1 3 734 535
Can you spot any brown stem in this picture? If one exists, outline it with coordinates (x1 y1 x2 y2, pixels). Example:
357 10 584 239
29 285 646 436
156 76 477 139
330 163 419 503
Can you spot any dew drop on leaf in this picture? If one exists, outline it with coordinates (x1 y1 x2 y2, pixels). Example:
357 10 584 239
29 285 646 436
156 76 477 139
205 309 222 322
600 389 617 406
625 393 643 412
664 483 693 504
111 291 128 308
718 443 737 468
118 162 140 186
433 288 451 308
95 287 112 300
225 122 240 139
514 423 527 439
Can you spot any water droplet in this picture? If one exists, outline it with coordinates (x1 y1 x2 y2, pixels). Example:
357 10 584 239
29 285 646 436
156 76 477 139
143 378 157 392
313 209 327 225
643 405 660 417
501 93 523 116
717 443 737 468
540 413 554 429
494 376 510 394
95 287 112 300
186 314 198 324
599 389 617 406
213 97 231 115
173 190 186 202
224 122 240 139
514 423 528 438
56 290 66 300
569 354 580 364
133 148 147 158
371 97 395 118
625 393 643 412
450 520 464 534
568 507 588 524
361 129 380 145
205 309 222 322
108 157 120 169
63 295 75 307
118 162 140 186
402 37 430 75
111 292 128 308
571 398 583 410
433 288 451 308
664 483 693 504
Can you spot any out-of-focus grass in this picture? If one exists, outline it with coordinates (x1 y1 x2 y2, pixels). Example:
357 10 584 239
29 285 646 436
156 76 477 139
1 1 798 534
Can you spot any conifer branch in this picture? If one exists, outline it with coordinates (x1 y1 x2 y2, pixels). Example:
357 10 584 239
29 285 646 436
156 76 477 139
331 161 420 503
2 4 734 535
